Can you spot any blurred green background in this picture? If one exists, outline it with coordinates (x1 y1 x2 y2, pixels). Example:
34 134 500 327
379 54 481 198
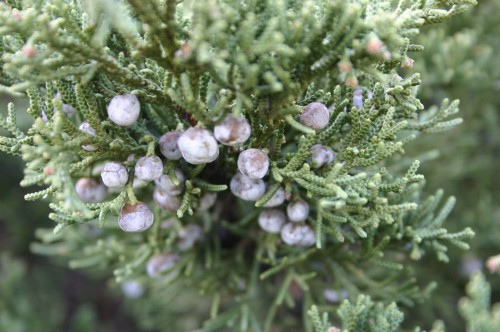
0 1 499 331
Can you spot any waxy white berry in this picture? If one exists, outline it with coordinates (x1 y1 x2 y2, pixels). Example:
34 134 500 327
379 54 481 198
280 223 316 247
352 88 372 109
101 162 129 188
460 256 483 277
153 188 181 212
237 149 269 179
78 121 97 151
41 110 49 122
75 178 107 203
300 102 330 130
118 202 154 232
62 104 77 116
107 94 140 126
258 209 286 234
214 114 251 146
54 92 77 116
155 169 185 196
146 253 178 278
287 199 310 222
230 173 266 201
178 127 219 164
121 280 144 299
160 218 177 229
263 186 286 208
308 144 335 169
198 192 217 211
159 131 183 160
135 155 163 181
323 289 348 304
353 88 364 109
178 224 203 251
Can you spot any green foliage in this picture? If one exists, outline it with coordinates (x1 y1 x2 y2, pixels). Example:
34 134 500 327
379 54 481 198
0 0 483 330
309 305 335 332
0 254 116 332
0 254 60 332
308 296 446 332
459 273 500 332
399 0 500 327
337 296 403 332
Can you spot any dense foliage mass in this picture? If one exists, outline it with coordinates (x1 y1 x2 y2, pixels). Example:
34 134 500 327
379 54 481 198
2 0 499 331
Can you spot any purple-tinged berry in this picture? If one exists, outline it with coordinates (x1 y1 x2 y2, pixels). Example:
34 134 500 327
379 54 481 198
78 122 97 151
353 88 364 109
159 131 183 160
107 94 140 126
230 173 265 201
280 223 316 247
178 224 203 251
237 148 269 179
153 188 181 212
258 209 286 234
135 155 163 181
101 162 129 188
121 280 144 298
214 114 251 146
75 178 107 203
287 199 310 222
300 102 329 130
263 186 286 208
198 192 217 211
118 202 154 232
155 169 185 196
146 253 178 278
178 127 219 165
308 144 335 169
54 92 77 116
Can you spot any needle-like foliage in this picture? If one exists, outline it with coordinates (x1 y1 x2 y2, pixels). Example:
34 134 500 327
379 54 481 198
0 0 478 330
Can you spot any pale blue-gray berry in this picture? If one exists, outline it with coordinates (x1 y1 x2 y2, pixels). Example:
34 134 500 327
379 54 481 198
280 223 315 247
214 114 251 146
153 188 181 212
258 209 286 234
135 155 163 181
159 131 183 160
101 162 129 188
308 144 335 169
287 199 310 222
263 186 286 208
155 169 185 195
78 122 97 151
300 102 329 130
230 173 266 201
118 202 154 233
178 224 203 251
75 178 107 203
107 94 140 126
146 253 178 278
237 148 269 179
178 127 219 165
